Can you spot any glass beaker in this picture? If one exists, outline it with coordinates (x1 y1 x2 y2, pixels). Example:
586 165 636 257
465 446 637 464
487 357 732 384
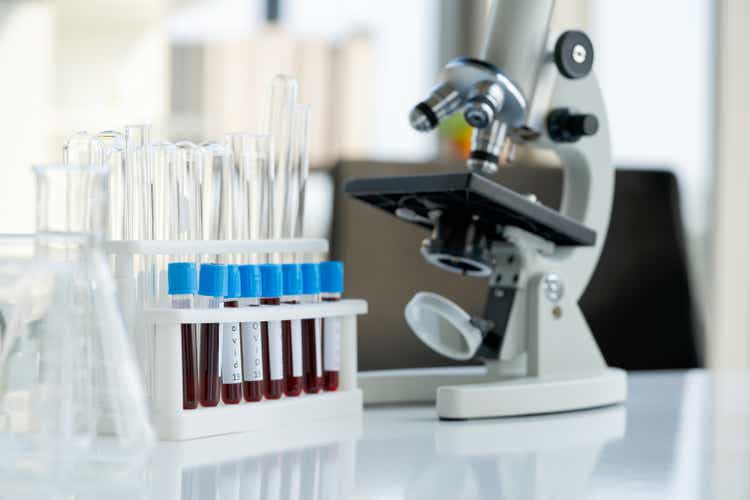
0 164 154 487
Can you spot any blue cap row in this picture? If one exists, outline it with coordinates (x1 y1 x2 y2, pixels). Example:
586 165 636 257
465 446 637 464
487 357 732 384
168 261 343 298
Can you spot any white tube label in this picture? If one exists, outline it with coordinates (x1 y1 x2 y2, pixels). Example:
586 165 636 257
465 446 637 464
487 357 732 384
314 318 323 377
241 321 263 382
268 321 283 381
323 317 341 371
221 322 242 383
291 320 303 377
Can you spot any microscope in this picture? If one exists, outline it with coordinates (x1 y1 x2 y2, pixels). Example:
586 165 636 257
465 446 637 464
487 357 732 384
346 0 627 419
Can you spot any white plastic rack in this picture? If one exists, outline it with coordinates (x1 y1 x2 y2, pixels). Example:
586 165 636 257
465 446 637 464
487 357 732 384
106 238 367 441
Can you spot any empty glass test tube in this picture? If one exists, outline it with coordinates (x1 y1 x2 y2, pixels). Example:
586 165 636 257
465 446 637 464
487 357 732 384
221 265 243 404
300 263 323 393
259 263 284 399
265 75 298 262
290 104 311 243
281 264 304 396
320 261 344 392
168 262 199 410
198 263 228 407
239 264 264 402
95 130 126 241
226 133 271 263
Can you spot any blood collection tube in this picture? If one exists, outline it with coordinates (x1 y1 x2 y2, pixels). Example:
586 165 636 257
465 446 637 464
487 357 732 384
168 262 199 410
198 263 228 407
320 261 344 392
281 264 304 396
239 264 264 402
259 263 284 399
300 263 323 393
221 265 243 404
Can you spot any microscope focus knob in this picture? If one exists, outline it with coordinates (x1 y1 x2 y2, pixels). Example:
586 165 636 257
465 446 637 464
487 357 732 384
554 30 594 79
547 108 599 143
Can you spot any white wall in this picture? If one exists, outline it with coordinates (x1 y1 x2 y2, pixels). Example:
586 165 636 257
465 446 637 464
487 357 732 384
287 0 439 162
589 0 714 238
0 3 51 234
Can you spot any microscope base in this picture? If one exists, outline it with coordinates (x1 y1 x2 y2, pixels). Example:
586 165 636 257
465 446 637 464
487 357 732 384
436 368 627 420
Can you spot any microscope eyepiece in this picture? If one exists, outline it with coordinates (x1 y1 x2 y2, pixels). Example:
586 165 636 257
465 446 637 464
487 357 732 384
408 82 462 132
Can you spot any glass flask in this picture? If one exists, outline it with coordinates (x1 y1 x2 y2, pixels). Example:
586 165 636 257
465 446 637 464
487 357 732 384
0 164 154 487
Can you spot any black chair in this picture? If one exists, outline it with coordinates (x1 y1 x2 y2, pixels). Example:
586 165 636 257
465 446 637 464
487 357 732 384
331 161 701 371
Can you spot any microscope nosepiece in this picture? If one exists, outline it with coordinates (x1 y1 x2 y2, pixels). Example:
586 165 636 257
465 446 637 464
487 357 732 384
463 81 504 129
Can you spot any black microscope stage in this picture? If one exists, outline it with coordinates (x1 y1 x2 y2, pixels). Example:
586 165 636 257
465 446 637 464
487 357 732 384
344 172 596 247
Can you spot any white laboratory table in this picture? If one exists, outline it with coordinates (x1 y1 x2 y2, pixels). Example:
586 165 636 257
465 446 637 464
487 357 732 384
3 370 750 500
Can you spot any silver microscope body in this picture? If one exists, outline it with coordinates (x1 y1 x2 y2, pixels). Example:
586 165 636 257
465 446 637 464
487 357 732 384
348 0 626 419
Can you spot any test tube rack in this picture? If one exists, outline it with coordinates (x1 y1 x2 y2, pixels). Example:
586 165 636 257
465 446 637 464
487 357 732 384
106 238 368 441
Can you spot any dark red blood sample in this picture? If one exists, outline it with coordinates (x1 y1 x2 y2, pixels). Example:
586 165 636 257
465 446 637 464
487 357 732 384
222 382 242 404
324 371 339 392
282 300 302 397
199 322 221 407
302 318 320 393
243 380 264 402
322 296 340 392
181 323 198 409
261 297 283 399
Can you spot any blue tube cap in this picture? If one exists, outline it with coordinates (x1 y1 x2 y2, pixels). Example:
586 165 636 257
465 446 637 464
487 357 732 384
281 263 303 296
226 265 241 299
168 262 197 295
198 263 228 298
259 263 283 298
238 264 262 298
319 261 344 294
300 263 320 295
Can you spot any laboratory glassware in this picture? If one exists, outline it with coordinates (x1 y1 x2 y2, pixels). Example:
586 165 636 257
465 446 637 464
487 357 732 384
62 131 106 167
95 131 127 241
199 142 234 262
320 261 344 391
300 263 322 393
265 75 298 260
259 263 284 399
122 125 152 241
281 263 303 396
239 264 263 402
221 265 243 405
168 262 198 410
174 141 203 243
0 164 154 483
197 263 227 407
291 104 311 241
226 133 271 263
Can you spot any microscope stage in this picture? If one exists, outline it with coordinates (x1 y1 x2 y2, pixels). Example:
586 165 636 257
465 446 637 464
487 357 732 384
345 172 596 246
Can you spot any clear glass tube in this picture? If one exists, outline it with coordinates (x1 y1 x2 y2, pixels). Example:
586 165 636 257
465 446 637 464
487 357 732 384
292 105 311 240
174 141 202 242
62 132 106 167
95 131 126 241
226 133 271 264
199 142 234 263
265 75 298 261
123 125 152 241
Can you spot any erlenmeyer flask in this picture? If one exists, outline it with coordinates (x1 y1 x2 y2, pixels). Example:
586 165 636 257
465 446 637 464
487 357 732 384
0 164 154 486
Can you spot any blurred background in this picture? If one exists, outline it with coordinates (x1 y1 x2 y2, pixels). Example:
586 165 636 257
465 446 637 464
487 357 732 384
0 0 746 370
